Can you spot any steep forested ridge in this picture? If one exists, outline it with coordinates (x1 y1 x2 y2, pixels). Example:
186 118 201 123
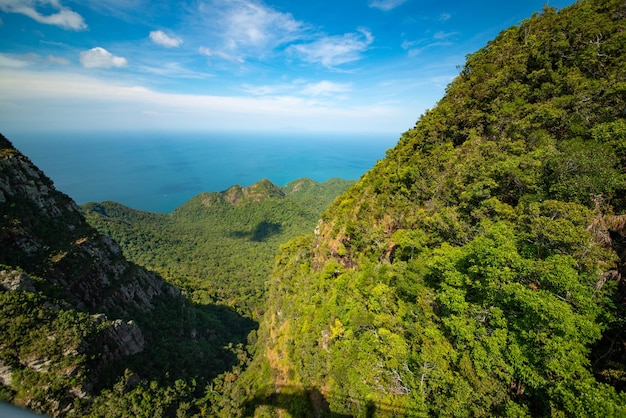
0 132 352 417
0 134 255 417
229 1 626 416
81 177 354 317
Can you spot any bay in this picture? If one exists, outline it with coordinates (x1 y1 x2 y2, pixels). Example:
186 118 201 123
11 131 398 213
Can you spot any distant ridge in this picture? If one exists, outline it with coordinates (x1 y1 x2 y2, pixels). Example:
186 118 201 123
82 177 355 317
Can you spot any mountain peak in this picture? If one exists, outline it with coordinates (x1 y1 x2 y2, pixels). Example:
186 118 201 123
217 179 286 206
0 133 15 151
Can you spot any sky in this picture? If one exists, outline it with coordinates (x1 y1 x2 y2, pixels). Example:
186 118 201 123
0 0 577 135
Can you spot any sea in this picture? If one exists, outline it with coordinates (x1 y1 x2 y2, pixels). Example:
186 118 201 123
11 131 399 213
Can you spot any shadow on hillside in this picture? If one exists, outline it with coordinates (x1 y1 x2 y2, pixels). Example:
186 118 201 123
245 385 422 417
245 386 350 418
231 220 283 242
96 291 258 390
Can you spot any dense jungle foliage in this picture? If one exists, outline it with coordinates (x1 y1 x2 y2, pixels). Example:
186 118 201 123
0 133 257 416
0 268 255 417
3 0 626 417
218 1 626 416
81 178 354 318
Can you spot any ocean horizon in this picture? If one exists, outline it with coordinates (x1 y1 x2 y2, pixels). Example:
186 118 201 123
10 130 399 213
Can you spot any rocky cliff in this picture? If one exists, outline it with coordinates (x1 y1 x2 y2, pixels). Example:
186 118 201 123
0 134 179 315
0 133 182 415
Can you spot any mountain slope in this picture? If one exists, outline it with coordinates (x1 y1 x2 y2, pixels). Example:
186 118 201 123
236 1 626 416
0 134 254 417
81 177 354 317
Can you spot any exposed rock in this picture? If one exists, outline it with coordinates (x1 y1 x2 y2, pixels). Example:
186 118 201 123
0 133 185 416
0 270 36 292
0 134 179 317
25 357 53 373
219 179 286 206
100 319 145 363
0 360 13 387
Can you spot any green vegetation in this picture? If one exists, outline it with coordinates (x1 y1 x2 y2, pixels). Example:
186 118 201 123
0 132 257 416
3 0 626 416
81 178 354 317
226 1 626 416
0 280 254 417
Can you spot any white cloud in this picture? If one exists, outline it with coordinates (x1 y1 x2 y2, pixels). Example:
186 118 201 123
431 75 455 86
433 31 457 41
242 84 282 96
401 31 457 57
0 0 86 30
80 47 127 69
0 53 30 68
288 28 374 68
301 81 351 97
368 0 406 11
242 80 351 98
140 61 212 79
149 30 182 48
46 55 69 65
0 52 70 68
197 0 309 60
198 46 244 63
0 69 409 133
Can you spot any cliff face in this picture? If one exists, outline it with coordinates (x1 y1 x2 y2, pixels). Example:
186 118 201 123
0 134 180 415
0 134 179 315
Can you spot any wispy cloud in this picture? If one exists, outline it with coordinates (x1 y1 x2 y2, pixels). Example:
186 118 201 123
242 83 288 96
0 53 29 68
140 61 212 79
78 0 151 22
243 79 351 97
80 47 127 68
431 74 455 86
301 80 350 96
149 30 182 48
191 1 375 69
288 28 374 68
0 0 87 30
198 46 244 63
432 31 457 40
439 12 451 22
0 68 406 132
368 0 406 11
197 0 310 61
401 31 458 56
45 55 69 65
0 52 69 67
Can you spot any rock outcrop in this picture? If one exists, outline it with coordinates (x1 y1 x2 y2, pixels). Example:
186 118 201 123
0 133 183 415
99 318 146 364
0 269 36 292
0 133 178 315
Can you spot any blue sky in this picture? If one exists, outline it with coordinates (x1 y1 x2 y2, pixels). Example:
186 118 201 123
0 0 576 135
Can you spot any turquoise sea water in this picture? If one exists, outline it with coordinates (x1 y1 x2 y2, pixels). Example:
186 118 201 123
11 131 398 213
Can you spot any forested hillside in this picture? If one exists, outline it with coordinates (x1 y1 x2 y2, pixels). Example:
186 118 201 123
81 178 354 317
225 1 626 416
0 134 255 417
3 0 626 417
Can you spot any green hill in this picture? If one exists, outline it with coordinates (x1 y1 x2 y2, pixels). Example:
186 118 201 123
226 1 626 416
0 134 255 417
81 178 355 318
